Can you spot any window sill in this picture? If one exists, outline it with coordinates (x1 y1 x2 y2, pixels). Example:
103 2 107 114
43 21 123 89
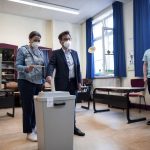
94 75 115 79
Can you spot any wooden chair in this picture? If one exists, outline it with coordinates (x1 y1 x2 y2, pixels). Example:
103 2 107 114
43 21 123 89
76 79 93 110
129 79 147 112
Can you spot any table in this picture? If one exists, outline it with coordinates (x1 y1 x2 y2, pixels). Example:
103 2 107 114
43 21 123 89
93 87 146 123
0 89 15 117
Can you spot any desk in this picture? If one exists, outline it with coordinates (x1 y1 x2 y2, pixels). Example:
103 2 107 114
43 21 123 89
0 89 15 117
93 87 146 123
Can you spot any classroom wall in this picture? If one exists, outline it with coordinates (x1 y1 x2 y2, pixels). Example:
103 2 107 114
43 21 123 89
0 12 52 48
0 12 83 60
51 20 82 59
0 12 82 57
81 22 86 78
122 0 134 87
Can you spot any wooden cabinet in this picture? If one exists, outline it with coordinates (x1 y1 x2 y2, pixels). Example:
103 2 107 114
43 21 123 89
0 43 18 83
0 44 52 83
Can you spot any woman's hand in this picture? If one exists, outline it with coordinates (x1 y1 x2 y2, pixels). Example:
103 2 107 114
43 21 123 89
144 76 147 83
25 65 34 73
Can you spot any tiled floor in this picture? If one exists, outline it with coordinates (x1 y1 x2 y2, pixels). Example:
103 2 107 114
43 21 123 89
0 103 150 150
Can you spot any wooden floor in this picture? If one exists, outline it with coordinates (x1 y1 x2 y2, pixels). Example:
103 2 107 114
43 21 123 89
0 103 150 150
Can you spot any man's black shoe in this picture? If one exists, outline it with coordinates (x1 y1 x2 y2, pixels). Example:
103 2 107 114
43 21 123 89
74 127 85 136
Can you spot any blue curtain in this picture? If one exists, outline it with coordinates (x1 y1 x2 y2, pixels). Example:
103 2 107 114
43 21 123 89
133 0 150 77
86 18 95 79
113 1 126 77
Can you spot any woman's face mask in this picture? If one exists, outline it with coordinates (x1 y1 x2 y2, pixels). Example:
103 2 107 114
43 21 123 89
32 42 40 49
30 36 41 49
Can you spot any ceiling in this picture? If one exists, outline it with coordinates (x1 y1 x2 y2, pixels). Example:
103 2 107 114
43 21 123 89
0 0 130 24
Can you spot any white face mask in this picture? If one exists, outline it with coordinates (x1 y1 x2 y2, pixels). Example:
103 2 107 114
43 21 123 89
32 42 40 48
63 41 71 49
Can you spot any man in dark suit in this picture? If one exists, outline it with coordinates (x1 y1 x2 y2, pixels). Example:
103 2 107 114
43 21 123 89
46 31 85 136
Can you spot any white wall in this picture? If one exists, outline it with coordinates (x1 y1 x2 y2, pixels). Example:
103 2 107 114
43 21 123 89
0 12 52 48
0 12 82 58
51 20 82 57
81 22 86 78
122 0 134 87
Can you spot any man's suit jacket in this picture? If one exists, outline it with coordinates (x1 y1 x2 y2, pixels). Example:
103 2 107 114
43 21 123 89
47 48 81 91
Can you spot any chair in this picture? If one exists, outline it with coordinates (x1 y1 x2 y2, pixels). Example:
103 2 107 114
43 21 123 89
129 79 147 112
76 79 93 110
4 81 21 107
0 81 18 117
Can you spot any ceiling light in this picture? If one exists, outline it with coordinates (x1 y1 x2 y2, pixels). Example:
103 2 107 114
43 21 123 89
8 0 80 15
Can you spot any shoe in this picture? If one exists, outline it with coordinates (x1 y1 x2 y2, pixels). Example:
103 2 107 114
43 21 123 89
32 126 37 134
27 132 37 142
147 121 150 125
74 127 85 136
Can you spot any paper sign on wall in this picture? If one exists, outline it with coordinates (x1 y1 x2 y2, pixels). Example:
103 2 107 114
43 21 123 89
47 97 54 108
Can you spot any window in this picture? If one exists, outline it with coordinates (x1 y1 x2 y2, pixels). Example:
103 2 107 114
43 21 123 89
92 9 114 77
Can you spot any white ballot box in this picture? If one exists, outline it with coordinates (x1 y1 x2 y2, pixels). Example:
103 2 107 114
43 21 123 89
34 91 75 150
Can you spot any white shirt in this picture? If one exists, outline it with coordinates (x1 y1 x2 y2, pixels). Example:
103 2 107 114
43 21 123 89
62 48 75 79
143 49 150 78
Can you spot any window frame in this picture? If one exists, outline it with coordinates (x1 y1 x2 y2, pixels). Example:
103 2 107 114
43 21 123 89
92 13 114 78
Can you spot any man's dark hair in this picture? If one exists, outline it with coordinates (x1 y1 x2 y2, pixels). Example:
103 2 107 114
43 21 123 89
29 31 41 39
58 31 71 41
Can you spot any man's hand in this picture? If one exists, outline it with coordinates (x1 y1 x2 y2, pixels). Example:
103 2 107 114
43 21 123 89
25 65 34 73
143 62 148 84
46 76 52 84
78 83 82 91
144 76 147 83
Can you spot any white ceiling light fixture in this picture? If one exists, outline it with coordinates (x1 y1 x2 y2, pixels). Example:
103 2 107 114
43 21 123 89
8 0 80 15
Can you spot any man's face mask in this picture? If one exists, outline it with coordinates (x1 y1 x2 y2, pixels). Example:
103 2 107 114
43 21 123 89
63 40 71 49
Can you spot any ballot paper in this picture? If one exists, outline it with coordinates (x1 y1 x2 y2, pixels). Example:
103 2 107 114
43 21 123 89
47 97 54 108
